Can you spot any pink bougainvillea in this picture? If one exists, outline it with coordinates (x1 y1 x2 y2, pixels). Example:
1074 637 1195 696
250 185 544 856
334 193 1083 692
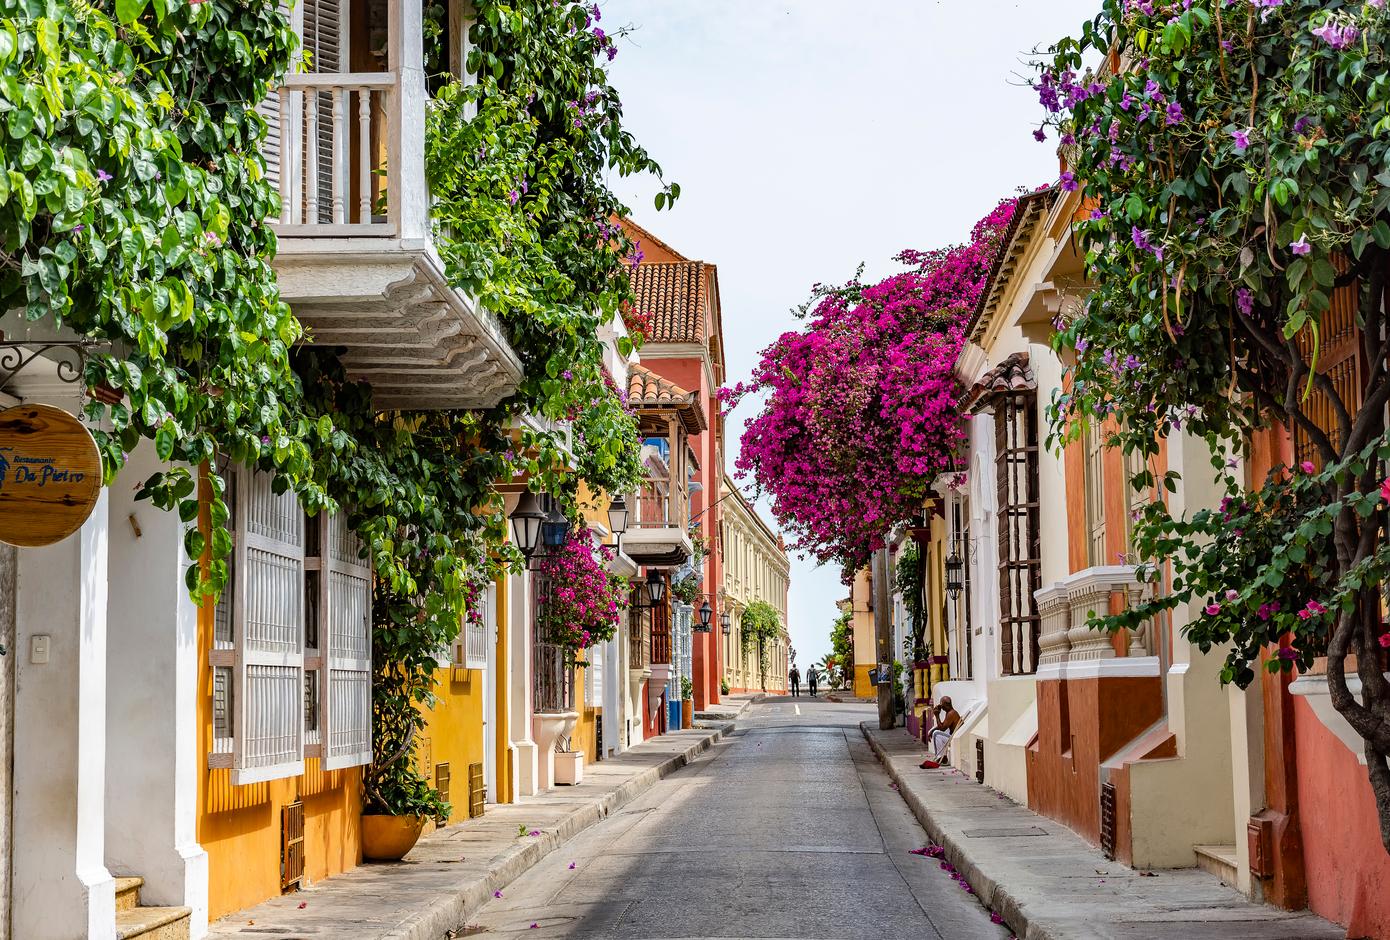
724 197 1018 572
536 527 626 655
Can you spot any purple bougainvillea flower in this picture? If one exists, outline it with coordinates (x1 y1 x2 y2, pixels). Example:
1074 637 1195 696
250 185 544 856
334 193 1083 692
1205 603 1221 616
1290 235 1312 256
1379 632 1390 648
1033 128 1047 142
569 862 577 869
1060 171 1078 192
96 169 113 183
530 924 539 930
1300 461 1315 474
991 913 1004 925
1277 646 1299 661
1380 477 1390 503
1236 287 1253 316
1231 128 1251 151
1164 101 1183 125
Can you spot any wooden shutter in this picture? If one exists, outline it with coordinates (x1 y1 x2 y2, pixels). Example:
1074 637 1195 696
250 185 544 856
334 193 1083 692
322 511 373 770
232 470 306 785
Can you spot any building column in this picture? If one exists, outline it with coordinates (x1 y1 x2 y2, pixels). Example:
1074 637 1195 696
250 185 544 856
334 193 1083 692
507 569 537 797
104 446 207 936
13 490 116 939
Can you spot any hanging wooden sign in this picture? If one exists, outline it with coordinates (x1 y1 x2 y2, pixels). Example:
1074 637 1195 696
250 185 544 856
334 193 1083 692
0 403 103 547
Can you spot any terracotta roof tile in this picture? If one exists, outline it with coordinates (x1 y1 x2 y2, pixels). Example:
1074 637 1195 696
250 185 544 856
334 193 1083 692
628 261 707 344
627 365 707 433
973 352 1036 399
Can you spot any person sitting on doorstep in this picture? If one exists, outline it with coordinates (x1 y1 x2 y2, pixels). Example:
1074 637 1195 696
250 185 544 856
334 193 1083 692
922 696 961 768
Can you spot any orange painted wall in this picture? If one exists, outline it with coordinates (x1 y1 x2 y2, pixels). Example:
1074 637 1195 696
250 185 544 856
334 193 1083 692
1293 699 1390 936
197 600 363 922
1026 675 1162 846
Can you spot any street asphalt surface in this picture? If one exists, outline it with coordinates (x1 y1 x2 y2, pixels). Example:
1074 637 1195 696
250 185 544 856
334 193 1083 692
463 697 1009 939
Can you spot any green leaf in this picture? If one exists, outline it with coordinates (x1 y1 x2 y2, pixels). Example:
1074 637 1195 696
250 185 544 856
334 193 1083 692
115 0 148 25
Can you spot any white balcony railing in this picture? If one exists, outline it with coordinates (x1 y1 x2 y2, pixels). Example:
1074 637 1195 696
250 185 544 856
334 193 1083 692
273 72 398 236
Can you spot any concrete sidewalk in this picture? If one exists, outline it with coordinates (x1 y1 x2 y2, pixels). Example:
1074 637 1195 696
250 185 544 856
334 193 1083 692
863 723 1345 940
208 726 730 940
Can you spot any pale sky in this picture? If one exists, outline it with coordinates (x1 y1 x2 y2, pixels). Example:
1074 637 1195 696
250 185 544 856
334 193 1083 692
604 0 1098 668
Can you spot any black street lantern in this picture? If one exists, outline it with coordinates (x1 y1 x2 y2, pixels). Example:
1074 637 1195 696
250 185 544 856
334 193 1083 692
541 503 570 550
697 600 713 632
945 550 964 600
607 494 630 541
720 610 732 636
646 568 666 606
509 491 546 560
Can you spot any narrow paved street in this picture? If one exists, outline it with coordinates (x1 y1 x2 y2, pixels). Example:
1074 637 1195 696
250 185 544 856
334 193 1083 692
465 699 1008 939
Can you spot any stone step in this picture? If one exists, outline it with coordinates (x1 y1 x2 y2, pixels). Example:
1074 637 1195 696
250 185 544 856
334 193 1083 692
1194 843 1239 886
115 905 191 940
114 876 143 913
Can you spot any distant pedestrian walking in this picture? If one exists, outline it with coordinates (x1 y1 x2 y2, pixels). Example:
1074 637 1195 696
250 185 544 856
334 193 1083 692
807 666 819 697
789 665 801 697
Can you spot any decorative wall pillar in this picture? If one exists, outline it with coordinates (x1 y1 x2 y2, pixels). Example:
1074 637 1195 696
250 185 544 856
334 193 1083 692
104 445 207 935
13 491 116 939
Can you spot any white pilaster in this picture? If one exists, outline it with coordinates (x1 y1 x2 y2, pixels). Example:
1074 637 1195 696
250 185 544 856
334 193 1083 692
13 490 116 939
507 569 537 797
104 445 208 936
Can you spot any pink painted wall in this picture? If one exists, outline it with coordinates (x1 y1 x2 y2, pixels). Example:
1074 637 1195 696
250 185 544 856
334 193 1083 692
1293 696 1390 937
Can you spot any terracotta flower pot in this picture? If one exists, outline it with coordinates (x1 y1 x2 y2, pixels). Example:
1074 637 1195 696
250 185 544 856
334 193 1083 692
361 814 426 861
681 699 693 729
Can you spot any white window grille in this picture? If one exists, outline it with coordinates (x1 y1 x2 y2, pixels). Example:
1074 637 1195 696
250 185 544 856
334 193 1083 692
455 581 492 670
209 466 372 782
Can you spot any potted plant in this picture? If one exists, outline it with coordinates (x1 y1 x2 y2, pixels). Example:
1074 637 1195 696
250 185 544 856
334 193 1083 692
680 675 694 728
361 739 450 861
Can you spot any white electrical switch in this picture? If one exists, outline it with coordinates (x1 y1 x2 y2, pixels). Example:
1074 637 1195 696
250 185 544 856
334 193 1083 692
29 635 49 665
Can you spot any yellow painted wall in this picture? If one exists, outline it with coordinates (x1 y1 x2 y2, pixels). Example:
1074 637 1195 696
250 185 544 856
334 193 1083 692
420 666 485 825
854 663 875 699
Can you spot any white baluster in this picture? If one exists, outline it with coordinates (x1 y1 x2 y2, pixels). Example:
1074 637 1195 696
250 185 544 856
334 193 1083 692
332 87 346 224
358 88 372 223
278 86 291 224
305 91 320 223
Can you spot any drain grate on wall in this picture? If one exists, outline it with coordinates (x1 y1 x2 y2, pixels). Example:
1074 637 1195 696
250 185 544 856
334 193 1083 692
975 739 985 784
468 761 485 818
1100 781 1117 860
435 761 451 807
281 800 305 891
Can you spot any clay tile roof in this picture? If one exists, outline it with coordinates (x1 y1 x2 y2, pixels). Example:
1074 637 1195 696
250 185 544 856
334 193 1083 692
620 217 689 262
627 364 708 433
969 187 1056 343
628 261 708 344
973 352 1036 400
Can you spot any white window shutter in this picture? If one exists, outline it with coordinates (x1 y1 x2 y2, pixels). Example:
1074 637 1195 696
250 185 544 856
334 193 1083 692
322 512 373 771
462 582 490 670
231 469 307 785
588 642 603 707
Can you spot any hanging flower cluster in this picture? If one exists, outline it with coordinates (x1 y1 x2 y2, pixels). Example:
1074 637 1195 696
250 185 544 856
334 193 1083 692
725 198 1019 572
536 528 627 657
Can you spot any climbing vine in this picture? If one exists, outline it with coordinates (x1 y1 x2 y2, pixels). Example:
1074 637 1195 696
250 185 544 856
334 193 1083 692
5 1 672 819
